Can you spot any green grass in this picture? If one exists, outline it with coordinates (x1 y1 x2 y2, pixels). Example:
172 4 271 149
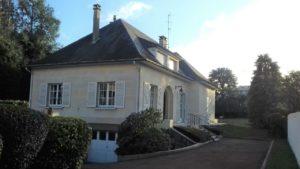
266 140 299 169
220 124 269 140
219 118 251 128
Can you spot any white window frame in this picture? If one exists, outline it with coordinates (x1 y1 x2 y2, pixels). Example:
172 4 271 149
47 83 63 107
97 82 115 108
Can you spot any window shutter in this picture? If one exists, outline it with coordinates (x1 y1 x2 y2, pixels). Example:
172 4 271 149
115 81 125 108
157 86 163 111
62 83 71 107
143 82 151 110
38 83 47 107
87 82 97 107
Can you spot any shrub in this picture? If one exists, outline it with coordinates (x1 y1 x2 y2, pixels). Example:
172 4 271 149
29 117 92 169
0 100 29 107
116 109 171 155
0 104 49 169
266 113 287 138
0 134 2 158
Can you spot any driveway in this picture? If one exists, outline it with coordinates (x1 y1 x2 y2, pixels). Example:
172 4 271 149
84 138 270 169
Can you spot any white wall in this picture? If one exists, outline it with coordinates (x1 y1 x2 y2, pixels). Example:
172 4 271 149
288 112 300 167
30 64 139 125
139 65 215 125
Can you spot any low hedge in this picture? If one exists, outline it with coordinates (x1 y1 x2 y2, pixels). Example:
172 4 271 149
29 117 92 169
0 100 29 107
0 134 3 158
0 104 49 169
117 127 170 155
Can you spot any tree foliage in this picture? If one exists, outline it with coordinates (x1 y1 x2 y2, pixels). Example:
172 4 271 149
17 0 60 63
209 67 237 96
283 71 300 113
247 54 284 128
0 0 60 100
209 68 246 118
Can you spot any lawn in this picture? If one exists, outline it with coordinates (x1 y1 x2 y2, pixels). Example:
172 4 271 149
266 140 299 169
220 124 269 140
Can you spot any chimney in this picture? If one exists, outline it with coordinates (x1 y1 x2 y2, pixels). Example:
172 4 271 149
92 4 101 43
159 36 168 48
113 15 117 22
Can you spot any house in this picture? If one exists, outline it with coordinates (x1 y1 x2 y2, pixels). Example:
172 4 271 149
29 4 216 163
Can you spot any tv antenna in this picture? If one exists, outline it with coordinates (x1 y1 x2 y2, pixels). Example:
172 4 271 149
167 13 171 49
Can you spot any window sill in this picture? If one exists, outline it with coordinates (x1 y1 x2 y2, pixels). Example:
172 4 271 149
95 106 116 110
46 106 64 109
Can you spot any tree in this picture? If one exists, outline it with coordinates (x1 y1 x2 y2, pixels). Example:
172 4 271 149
283 71 300 113
209 68 238 117
0 0 60 100
17 0 60 64
247 54 283 128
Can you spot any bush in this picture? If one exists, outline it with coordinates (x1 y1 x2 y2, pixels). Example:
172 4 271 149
0 100 29 107
29 117 92 169
0 104 49 169
266 113 287 138
0 134 2 158
116 109 171 155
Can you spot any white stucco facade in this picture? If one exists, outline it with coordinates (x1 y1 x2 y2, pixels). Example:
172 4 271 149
30 63 215 128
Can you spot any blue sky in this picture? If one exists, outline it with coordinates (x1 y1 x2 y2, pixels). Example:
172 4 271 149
47 0 300 85
47 0 250 47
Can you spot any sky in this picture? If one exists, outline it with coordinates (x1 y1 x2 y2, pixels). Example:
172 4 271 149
47 0 300 85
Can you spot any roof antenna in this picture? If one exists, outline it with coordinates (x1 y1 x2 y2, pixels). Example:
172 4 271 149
167 13 171 49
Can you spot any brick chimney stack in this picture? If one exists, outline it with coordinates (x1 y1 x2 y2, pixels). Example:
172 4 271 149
92 4 101 43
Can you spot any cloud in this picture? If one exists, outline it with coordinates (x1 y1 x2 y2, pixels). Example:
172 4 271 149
174 0 300 85
106 1 151 21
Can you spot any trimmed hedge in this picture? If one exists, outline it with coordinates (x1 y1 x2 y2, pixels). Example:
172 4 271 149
0 100 29 107
0 134 2 158
116 109 171 155
0 104 49 169
29 117 92 169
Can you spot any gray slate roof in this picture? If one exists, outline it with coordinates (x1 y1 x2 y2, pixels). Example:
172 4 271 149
32 19 214 88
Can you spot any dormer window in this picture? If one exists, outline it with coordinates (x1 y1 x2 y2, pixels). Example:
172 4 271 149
168 58 176 70
168 57 179 71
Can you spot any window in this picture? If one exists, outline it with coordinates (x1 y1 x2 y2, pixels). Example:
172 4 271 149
48 83 63 106
97 82 115 107
108 132 116 141
180 92 186 122
99 131 106 140
168 58 177 71
92 130 98 140
150 85 158 109
156 52 166 65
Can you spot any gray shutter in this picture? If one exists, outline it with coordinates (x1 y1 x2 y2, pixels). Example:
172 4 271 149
157 86 163 111
62 83 71 107
87 82 97 107
143 82 151 110
38 83 47 107
115 81 125 108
